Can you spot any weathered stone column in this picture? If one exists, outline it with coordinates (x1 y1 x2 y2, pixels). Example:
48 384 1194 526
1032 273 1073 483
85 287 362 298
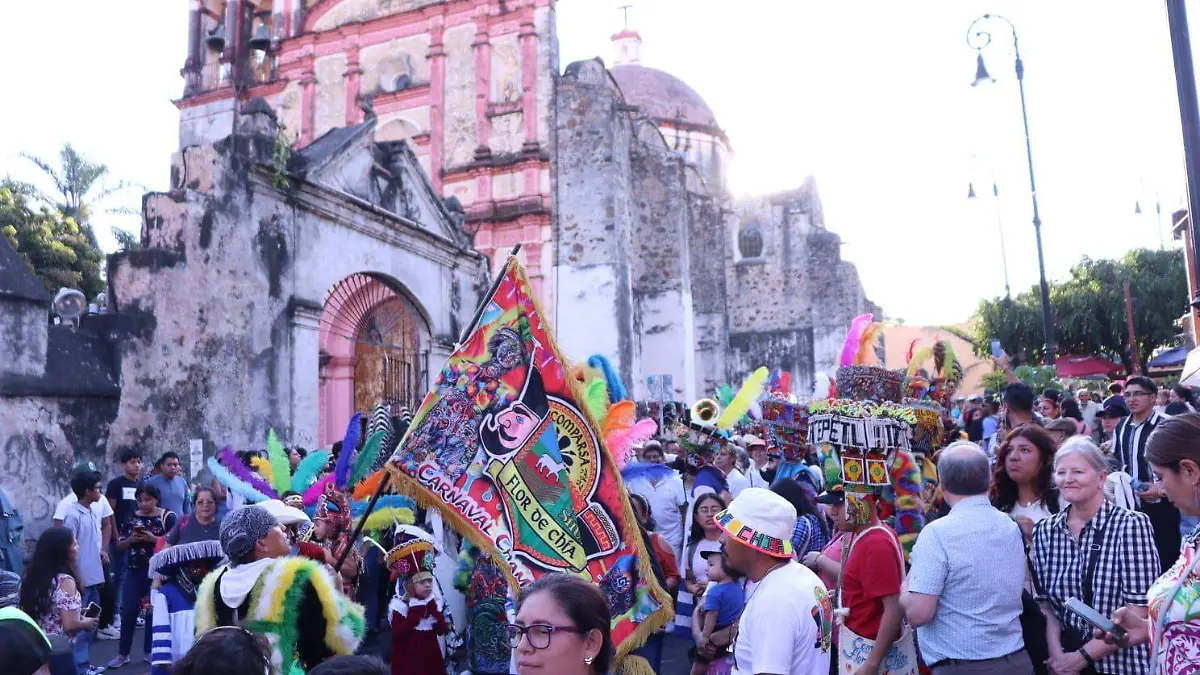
428 18 446 192
472 20 492 157
290 302 322 449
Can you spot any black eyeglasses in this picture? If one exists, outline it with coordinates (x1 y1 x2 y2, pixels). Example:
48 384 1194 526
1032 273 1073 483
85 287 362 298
504 623 586 649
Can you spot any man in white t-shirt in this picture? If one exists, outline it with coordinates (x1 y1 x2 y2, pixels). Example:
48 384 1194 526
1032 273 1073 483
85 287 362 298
716 488 832 675
624 442 687 554
53 461 115 551
716 443 751 498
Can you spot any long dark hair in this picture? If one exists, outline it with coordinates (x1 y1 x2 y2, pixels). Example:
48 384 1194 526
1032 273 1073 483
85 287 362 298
629 493 656 531
1146 412 1200 468
1061 398 1084 423
19 527 76 621
990 425 1060 514
771 478 828 540
172 626 271 675
688 493 726 545
518 574 614 675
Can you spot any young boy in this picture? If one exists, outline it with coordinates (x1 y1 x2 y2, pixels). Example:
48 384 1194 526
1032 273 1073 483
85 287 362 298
691 550 745 675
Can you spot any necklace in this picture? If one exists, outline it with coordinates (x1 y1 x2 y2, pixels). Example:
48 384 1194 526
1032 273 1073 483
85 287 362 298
744 560 788 606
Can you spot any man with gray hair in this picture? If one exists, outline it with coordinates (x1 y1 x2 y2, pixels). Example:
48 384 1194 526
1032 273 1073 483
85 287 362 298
900 441 1032 674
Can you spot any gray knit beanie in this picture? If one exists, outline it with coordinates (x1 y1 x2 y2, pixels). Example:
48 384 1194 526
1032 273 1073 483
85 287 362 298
219 504 276 564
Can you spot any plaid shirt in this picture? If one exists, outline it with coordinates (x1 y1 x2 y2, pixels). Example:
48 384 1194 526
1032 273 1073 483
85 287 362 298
1031 500 1160 675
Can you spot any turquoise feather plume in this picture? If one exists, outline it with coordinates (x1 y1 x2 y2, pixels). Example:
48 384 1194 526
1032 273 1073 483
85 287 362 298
207 456 272 503
587 354 627 403
289 449 331 494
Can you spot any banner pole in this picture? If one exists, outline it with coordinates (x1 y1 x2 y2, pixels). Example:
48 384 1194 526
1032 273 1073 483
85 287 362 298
335 243 522 571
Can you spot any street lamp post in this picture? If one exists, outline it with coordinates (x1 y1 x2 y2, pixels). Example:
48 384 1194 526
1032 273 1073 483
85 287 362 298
968 14 1057 366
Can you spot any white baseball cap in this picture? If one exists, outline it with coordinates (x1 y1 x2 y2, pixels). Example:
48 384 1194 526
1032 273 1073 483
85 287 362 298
714 487 797 558
257 499 311 526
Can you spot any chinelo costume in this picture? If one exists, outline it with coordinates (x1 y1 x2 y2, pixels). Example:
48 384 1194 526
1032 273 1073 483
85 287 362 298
809 313 925 675
194 504 365 675
147 540 224 675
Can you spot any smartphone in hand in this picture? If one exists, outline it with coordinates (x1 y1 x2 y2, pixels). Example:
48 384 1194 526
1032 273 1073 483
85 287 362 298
83 602 101 619
1065 597 1126 641
990 340 1004 359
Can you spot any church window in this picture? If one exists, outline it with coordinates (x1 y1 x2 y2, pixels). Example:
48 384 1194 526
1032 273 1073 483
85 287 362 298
738 218 764 259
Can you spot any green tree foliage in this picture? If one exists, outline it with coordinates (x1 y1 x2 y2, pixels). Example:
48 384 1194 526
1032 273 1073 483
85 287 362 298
21 144 138 224
111 227 141 252
0 180 104 299
972 249 1187 372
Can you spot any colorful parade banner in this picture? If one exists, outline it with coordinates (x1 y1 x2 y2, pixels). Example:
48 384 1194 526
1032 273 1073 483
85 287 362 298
385 257 671 659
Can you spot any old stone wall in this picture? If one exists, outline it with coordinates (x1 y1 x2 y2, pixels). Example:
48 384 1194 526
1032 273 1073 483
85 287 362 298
727 195 814 334
686 192 728 396
0 395 119 541
629 123 696 402
0 313 124 543
553 59 638 388
807 229 879 377
108 116 482 468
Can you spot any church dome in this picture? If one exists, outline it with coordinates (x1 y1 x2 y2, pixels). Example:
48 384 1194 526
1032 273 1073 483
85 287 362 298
610 64 720 131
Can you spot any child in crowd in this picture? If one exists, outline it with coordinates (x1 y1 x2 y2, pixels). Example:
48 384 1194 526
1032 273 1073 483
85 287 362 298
691 550 745 675
388 534 447 675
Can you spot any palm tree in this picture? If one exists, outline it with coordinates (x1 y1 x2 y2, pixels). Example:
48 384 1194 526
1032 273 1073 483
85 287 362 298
21 144 139 231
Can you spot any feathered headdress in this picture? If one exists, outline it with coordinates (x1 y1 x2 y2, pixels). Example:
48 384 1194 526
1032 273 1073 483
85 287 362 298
578 355 657 469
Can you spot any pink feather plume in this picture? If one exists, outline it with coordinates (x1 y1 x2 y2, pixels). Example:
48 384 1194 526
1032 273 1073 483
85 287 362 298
840 313 874 367
303 474 334 506
218 447 278 499
607 418 659 470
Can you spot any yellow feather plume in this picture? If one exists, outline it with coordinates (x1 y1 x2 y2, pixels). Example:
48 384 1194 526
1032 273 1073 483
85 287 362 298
717 367 768 430
907 346 934 377
249 455 273 482
855 322 885 365
940 341 959 381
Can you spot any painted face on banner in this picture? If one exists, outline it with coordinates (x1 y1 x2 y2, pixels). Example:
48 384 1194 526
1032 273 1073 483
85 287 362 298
489 402 544 452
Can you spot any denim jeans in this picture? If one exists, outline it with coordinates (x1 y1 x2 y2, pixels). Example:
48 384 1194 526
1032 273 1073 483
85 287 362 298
119 568 152 658
73 584 101 674
634 632 664 674
109 548 127 617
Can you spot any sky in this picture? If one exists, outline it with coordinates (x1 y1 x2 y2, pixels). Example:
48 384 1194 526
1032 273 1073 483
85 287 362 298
0 1 1191 325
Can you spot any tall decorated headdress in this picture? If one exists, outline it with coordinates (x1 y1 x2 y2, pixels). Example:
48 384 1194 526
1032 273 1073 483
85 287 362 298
387 525 438 586
809 313 925 558
761 394 810 463
674 368 770 467
902 338 966 501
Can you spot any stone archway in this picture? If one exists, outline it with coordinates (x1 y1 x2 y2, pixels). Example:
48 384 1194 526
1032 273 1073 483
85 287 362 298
318 273 431 446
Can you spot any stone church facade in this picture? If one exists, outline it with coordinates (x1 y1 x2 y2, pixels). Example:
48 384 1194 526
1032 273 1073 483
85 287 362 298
176 0 874 404
1 0 874 536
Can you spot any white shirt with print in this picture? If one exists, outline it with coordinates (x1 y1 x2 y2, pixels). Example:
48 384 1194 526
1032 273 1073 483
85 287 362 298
733 561 832 675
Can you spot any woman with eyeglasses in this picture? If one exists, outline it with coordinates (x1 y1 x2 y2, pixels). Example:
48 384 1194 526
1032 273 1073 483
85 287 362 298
164 487 222 547
507 573 612 675
674 494 727 641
